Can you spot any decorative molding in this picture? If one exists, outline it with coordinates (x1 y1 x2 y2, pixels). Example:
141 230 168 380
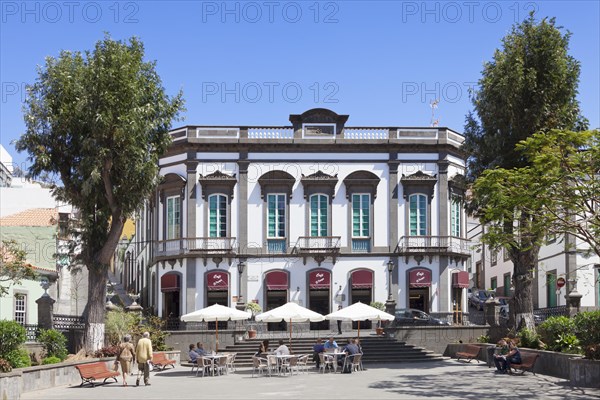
400 170 437 199
198 170 237 200
343 170 381 199
257 170 296 199
300 171 338 200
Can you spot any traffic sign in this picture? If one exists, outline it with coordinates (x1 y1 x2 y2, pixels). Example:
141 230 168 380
556 277 566 288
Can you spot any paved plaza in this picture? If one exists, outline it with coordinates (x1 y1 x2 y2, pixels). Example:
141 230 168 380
22 360 600 400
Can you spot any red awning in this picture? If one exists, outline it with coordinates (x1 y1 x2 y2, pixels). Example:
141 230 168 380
452 271 469 288
309 270 331 289
351 270 373 289
161 274 179 293
266 271 288 290
207 271 229 291
409 268 431 288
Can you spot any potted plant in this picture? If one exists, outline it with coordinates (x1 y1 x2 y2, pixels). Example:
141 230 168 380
370 301 386 335
245 302 262 339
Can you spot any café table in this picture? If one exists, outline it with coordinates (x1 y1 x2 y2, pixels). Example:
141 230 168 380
198 353 227 376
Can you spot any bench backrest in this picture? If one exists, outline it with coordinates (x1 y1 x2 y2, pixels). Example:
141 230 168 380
153 353 167 362
76 362 109 376
520 352 538 366
463 345 481 354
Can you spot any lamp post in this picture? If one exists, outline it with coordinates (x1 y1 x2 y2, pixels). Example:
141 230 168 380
236 260 246 311
385 260 396 315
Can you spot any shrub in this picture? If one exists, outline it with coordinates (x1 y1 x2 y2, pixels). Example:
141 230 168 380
94 345 120 358
573 310 600 347
131 315 171 351
37 329 68 360
538 316 575 351
517 328 544 349
105 308 137 346
370 301 385 311
0 320 27 357
5 348 32 369
554 333 582 354
0 358 12 373
476 335 490 344
41 356 62 365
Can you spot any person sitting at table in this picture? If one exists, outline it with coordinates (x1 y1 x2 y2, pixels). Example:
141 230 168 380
312 338 325 368
188 344 200 364
339 338 360 369
255 340 269 357
196 342 208 357
324 337 338 351
275 339 290 356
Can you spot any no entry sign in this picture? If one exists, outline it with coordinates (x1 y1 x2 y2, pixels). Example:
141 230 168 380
556 277 566 288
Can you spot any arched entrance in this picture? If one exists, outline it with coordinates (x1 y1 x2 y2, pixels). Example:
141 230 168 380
264 270 289 331
350 269 373 329
161 272 181 319
206 270 230 330
308 269 331 330
407 268 432 312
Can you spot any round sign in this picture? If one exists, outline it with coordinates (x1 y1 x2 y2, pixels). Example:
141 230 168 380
556 277 566 288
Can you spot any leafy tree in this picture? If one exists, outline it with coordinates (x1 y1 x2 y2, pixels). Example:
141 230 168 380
0 240 36 297
517 130 600 258
463 14 587 331
16 35 184 351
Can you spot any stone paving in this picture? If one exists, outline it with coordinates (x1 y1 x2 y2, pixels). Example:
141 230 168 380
22 360 600 400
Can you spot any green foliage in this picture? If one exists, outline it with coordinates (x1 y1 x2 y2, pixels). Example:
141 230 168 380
105 308 137 346
476 335 490 344
539 316 575 351
554 333 581 354
41 356 62 365
15 34 185 344
245 302 262 315
517 328 543 349
5 348 31 368
573 310 600 347
37 329 68 360
0 358 12 373
94 345 120 358
0 320 27 357
1 240 37 297
583 344 600 360
130 314 171 351
370 301 385 311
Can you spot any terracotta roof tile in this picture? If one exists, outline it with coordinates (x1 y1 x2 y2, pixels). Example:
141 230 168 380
0 208 58 227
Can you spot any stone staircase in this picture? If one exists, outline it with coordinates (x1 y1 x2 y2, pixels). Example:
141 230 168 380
222 335 445 367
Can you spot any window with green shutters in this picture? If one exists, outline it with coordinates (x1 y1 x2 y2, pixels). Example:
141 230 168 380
209 194 227 237
166 195 181 240
310 194 328 236
267 194 286 238
451 195 461 237
352 194 370 237
409 194 427 236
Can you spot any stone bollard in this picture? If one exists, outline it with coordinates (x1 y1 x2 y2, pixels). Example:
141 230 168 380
484 297 500 327
36 295 55 330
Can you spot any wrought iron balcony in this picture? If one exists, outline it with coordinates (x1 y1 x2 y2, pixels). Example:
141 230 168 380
154 237 237 266
396 236 470 263
293 236 341 266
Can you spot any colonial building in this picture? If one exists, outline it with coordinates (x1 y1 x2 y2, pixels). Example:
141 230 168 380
131 109 470 326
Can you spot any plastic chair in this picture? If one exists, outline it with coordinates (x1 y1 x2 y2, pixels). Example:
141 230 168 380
319 353 334 373
216 355 228 375
297 354 309 373
252 356 268 377
351 354 363 372
226 353 237 373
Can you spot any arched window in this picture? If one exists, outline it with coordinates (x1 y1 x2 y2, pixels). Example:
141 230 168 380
409 194 427 236
310 194 328 236
208 194 228 237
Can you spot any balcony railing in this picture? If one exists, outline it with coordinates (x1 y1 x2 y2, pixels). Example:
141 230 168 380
154 237 237 257
396 236 470 256
294 236 341 252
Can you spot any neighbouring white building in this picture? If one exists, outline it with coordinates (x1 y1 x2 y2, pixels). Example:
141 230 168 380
129 109 471 328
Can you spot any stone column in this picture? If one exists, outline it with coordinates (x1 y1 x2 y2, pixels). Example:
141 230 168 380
388 158 399 308
36 293 55 330
437 158 450 311
238 159 249 306
185 154 198 313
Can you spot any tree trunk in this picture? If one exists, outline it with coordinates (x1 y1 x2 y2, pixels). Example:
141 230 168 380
510 248 538 332
83 263 108 353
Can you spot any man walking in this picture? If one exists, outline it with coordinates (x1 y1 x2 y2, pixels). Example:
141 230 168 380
135 331 153 386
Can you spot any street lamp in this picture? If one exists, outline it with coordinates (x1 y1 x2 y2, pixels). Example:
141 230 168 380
385 260 396 315
236 260 246 310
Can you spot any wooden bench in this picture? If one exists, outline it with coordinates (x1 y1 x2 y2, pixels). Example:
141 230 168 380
152 352 176 371
75 361 120 387
456 344 482 363
510 352 539 375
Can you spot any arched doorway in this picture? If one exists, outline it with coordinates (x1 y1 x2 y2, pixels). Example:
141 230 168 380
350 269 373 329
206 270 230 330
308 269 331 330
161 272 181 321
264 270 288 331
407 267 432 312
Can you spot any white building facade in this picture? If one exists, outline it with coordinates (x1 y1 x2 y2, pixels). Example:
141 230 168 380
133 109 471 326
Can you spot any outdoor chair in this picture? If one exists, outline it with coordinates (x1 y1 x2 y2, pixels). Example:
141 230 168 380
252 356 268 377
351 354 363 372
297 354 309 373
196 357 212 377
267 355 279 376
319 353 335 373
226 353 237 373
282 356 299 376
216 355 228 375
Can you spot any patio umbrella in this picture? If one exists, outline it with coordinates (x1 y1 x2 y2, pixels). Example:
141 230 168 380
325 302 395 338
181 304 251 351
255 302 324 344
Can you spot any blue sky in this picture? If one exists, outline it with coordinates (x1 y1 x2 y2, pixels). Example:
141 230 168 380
1 1 599 169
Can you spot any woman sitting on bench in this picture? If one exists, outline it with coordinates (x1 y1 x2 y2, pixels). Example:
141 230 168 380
495 340 522 374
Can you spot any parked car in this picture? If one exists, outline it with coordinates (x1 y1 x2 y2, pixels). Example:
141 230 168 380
469 290 495 311
496 297 510 318
393 309 451 326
